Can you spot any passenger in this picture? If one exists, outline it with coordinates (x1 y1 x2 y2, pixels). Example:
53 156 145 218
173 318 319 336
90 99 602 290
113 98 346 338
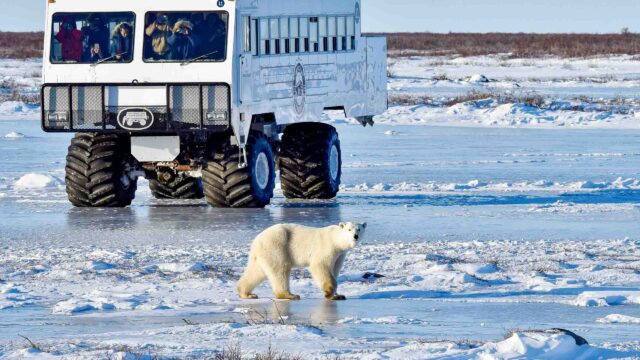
201 14 226 58
81 15 109 60
145 14 172 60
110 23 133 62
82 43 104 62
167 20 200 61
55 16 83 62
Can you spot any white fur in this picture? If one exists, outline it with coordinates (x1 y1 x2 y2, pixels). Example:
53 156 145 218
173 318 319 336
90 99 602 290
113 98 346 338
237 222 367 301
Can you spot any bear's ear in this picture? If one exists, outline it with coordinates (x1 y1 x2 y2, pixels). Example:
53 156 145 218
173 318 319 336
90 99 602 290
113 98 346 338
339 222 346 229
362 222 367 229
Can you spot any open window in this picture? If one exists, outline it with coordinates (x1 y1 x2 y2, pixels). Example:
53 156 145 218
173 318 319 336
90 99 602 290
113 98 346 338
50 12 135 64
143 11 228 63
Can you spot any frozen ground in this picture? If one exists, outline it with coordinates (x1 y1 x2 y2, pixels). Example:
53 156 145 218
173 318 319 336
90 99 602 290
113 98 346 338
377 55 640 128
1 120 640 359
1 55 640 358
0 59 40 121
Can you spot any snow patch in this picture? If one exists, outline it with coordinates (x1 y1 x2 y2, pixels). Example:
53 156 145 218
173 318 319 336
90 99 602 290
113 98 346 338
14 173 59 189
573 291 640 307
596 314 640 324
4 131 25 139
475 330 591 359
338 316 425 325
340 177 640 194
0 101 39 120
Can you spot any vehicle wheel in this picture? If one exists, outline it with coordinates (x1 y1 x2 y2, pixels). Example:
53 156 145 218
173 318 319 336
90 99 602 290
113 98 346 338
148 174 204 200
65 133 137 208
202 135 276 208
279 123 342 199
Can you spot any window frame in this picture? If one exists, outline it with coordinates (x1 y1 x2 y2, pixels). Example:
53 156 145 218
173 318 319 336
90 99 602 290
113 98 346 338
142 10 229 64
50 11 137 65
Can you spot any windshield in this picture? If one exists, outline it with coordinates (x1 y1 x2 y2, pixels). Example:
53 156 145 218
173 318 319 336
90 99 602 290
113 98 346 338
50 12 135 64
144 11 228 63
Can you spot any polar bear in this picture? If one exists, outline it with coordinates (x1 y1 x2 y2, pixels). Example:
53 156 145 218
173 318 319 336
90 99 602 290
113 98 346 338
237 222 366 301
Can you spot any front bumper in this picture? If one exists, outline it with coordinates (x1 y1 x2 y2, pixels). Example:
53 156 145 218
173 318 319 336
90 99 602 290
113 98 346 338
41 83 231 133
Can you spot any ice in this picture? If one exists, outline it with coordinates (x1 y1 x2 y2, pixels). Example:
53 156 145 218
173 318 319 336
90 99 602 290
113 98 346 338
2 53 640 357
573 292 640 307
340 177 640 194
3 131 25 139
13 173 59 189
597 314 640 324
0 101 39 120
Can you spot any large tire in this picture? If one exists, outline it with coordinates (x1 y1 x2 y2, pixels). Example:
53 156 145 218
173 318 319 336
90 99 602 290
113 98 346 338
202 135 276 208
279 123 342 199
149 175 204 200
65 133 137 207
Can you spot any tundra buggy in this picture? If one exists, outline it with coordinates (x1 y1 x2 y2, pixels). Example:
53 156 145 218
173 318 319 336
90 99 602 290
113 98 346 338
42 0 387 208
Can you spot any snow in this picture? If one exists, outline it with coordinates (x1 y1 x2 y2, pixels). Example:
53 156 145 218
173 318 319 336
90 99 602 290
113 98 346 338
366 102 640 128
0 101 40 120
2 55 640 357
3 131 25 139
376 54 640 128
13 173 59 190
573 292 640 307
340 177 640 194
597 314 640 324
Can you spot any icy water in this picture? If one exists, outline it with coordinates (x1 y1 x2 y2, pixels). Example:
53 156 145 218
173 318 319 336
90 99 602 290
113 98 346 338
1 120 640 352
1 121 639 244
2 300 640 344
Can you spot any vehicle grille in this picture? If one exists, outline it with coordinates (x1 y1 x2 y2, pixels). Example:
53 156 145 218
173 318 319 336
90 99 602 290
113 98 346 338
42 83 230 133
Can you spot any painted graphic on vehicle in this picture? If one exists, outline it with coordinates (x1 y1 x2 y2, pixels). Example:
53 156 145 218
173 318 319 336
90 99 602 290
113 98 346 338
117 108 155 130
293 63 306 115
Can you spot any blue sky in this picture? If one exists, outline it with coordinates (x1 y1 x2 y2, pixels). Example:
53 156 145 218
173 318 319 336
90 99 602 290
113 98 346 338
3 0 639 33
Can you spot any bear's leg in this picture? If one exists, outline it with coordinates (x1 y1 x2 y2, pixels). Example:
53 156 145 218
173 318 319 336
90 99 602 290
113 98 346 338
261 263 300 301
311 264 347 301
237 258 266 300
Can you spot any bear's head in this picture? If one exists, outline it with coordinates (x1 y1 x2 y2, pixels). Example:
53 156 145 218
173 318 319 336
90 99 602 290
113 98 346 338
337 222 367 250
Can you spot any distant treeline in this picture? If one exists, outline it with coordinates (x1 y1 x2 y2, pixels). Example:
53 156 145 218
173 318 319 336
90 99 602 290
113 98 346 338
379 32 640 58
1 31 640 59
0 32 43 59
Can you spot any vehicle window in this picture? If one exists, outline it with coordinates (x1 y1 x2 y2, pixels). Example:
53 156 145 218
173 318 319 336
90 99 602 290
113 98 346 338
318 17 327 52
289 18 299 53
337 17 346 51
347 16 355 50
280 18 290 53
50 12 135 64
242 17 251 53
260 18 270 54
299 17 309 52
270 18 280 54
309 17 319 52
143 11 228 62
327 17 336 52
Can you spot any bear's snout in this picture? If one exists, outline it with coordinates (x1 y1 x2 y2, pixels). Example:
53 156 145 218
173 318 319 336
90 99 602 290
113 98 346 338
354 234 359 240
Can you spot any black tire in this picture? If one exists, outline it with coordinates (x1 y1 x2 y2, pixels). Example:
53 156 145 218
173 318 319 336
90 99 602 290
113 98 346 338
279 123 342 199
65 133 137 208
202 135 276 208
149 175 204 200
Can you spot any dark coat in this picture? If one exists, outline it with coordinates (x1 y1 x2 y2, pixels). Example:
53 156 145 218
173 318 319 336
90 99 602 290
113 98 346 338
55 27 83 62
167 33 200 61
109 24 133 62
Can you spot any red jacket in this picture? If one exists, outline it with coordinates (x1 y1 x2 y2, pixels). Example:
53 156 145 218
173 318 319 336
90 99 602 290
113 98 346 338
56 28 84 62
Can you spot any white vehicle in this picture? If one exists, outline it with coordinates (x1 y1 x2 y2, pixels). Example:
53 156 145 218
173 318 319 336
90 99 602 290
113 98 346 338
42 0 387 208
